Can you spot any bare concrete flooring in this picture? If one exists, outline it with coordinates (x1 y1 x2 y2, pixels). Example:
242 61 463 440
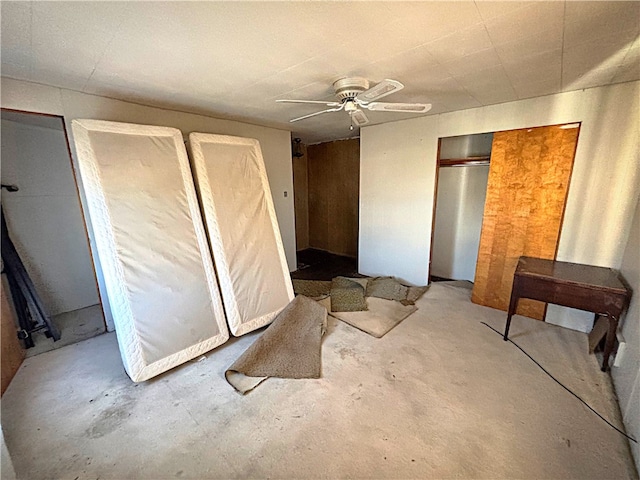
2 282 637 479
25 304 106 357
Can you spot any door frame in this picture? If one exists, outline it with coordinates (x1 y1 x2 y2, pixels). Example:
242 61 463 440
1 108 107 332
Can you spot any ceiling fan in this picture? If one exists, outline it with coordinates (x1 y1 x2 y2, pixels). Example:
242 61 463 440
276 77 432 127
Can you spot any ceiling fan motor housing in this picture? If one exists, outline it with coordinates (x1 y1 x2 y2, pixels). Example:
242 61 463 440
333 77 370 101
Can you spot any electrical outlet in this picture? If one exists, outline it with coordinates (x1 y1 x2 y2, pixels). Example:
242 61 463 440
284 191 288 197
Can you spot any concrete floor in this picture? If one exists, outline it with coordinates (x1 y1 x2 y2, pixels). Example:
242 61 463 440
1 282 637 479
26 304 106 357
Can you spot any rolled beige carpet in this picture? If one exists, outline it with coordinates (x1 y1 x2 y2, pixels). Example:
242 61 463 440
225 295 327 394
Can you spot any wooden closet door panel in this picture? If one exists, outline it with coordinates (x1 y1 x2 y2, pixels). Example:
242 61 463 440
471 125 579 320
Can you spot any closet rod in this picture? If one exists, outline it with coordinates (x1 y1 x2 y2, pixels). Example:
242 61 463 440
439 156 490 167
440 161 490 167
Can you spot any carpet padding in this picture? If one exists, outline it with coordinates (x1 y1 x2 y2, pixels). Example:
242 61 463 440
225 295 327 394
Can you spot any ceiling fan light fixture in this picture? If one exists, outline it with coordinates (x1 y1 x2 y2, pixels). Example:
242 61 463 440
344 100 358 113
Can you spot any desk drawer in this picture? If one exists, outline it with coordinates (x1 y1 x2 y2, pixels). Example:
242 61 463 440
514 275 626 316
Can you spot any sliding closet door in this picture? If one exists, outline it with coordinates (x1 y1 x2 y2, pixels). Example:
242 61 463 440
471 124 579 320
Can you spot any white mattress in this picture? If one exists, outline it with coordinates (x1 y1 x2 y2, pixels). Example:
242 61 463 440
189 133 294 336
71 120 229 382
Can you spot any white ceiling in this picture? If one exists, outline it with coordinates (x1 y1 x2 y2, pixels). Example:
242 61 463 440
1 1 639 144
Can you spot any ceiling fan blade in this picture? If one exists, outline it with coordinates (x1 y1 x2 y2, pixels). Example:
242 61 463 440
277 99 342 107
357 79 404 102
351 110 369 126
365 102 432 113
289 106 343 123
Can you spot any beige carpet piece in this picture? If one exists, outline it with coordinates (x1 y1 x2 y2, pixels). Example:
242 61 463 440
292 279 332 299
405 285 430 305
365 277 429 305
330 277 369 312
319 296 417 338
225 295 327 394
366 276 409 301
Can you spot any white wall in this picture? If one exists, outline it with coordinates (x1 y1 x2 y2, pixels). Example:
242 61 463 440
1 77 296 330
612 195 640 471
431 165 489 282
439 133 493 159
360 81 640 331
1 119 100 315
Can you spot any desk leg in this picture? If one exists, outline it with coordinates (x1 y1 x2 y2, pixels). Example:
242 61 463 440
504 294 519 341
602 314 619 372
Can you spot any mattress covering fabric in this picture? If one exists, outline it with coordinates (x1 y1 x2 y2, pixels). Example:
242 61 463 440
189 133 294 336
71 120 229 382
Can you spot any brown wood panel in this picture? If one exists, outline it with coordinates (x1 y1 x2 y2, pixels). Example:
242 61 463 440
471 124 579 319
308 142 329 250
292 143 309 250
307 138 360 257
1 275 25 395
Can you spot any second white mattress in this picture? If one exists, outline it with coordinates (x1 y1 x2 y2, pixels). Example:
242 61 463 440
189 133 294 336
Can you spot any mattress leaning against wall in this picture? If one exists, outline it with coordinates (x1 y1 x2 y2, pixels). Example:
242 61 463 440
189 133 294 336
71 120 229 381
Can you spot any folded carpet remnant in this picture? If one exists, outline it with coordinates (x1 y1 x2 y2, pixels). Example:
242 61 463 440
319 296 417 338
292 279 332 299
366 276 430 305
225 295 327 394
330 277 369 312
366 276 409 301
404 285 430 305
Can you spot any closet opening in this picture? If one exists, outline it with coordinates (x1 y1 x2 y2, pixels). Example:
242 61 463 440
1 109 106 358
430 133 493 284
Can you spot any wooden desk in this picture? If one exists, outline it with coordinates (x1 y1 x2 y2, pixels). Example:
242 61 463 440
504 256 631 372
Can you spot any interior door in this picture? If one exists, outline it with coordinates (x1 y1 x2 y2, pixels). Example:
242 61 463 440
471 124 580 320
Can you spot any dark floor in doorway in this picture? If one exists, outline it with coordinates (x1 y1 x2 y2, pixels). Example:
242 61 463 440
291 248 364 281
430 275 455 282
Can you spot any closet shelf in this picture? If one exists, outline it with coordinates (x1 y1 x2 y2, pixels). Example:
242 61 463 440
439 156 490 166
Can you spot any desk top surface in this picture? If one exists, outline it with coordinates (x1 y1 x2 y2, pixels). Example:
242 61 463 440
516 256 629 294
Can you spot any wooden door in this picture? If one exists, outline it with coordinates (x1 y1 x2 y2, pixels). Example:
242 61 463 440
471 124 580 319
1 276 25 395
